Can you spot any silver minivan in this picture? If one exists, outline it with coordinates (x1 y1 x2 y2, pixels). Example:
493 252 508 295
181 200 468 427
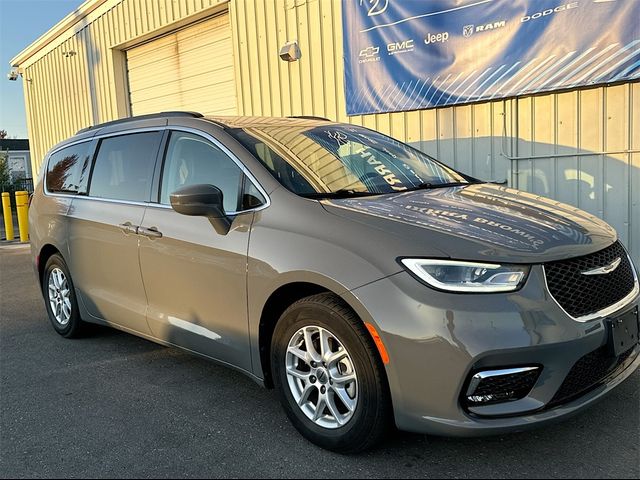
30 112 640 452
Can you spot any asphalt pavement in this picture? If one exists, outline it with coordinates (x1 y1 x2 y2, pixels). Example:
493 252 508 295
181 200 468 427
1 244 639 479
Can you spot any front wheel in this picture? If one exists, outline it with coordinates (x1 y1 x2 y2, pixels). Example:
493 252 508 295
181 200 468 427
271 293 391 452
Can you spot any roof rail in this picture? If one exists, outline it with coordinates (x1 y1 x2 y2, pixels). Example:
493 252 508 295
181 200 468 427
76 111 204 134
287 115 331 121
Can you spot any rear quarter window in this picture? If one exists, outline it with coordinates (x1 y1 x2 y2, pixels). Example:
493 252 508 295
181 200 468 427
89 132 162 202
46 142 93 194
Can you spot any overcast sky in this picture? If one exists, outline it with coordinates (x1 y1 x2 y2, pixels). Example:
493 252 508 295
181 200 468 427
0 0 84 139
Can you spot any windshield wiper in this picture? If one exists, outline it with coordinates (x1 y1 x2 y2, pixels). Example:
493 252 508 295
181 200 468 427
407 180 483 191
300 189 382 199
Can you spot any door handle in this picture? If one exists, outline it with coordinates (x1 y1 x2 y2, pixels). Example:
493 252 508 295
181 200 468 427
138 226 163 239
119 222 138 235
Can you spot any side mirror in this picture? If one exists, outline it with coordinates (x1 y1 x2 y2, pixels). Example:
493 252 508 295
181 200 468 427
170 184 231 235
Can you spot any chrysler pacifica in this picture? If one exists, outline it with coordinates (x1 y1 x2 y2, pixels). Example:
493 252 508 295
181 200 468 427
30 112 639 452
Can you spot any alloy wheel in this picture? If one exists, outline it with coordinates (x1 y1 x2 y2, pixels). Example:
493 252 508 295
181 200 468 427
285 325 358 429
48 267 72 326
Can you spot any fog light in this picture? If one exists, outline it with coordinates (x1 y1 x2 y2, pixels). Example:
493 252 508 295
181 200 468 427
465 366 541 407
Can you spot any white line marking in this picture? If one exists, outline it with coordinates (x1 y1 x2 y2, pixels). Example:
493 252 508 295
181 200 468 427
351 86 369 113
482 62 521 98
408 77 430 110
444 70 478 104
468 65 506 99
428 74 451 106
402 78 425 109
569 40 640 86
360 0 494 32
593 48 640 82
371 82 396 111
490 58 539 99
520 51 576 93
435 72 464 105
533 48 596 92
457 68 492 100
381 83 400 110
553 43 619 87
610 59 640 81
414 77 438 110
391 81 408 110
504 55 557 96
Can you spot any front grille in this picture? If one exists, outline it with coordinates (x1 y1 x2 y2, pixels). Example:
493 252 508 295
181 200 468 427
466 368 541 407
544 242 636 318
549 346 637 407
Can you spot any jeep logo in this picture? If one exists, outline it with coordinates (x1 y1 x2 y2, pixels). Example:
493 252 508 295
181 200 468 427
424 32 449 45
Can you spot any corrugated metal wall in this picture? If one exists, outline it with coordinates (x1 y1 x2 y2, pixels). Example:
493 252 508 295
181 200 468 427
16 0 639 262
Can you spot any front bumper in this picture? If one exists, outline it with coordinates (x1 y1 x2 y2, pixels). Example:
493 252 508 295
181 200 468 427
344 265 640 436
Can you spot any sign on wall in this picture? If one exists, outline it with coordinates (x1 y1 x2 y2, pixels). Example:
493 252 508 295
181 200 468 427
343 0 640 115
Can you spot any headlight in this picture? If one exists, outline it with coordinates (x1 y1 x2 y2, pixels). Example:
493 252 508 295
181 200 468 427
400 259 530 293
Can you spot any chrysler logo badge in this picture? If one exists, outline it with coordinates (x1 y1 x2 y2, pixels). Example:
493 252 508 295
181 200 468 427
581 257 622 276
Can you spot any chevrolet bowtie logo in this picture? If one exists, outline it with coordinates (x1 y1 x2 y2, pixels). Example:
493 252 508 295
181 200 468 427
359 46 380 58
581 257 622 276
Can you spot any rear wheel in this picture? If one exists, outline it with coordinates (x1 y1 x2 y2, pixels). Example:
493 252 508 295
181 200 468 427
271 293 391 452
43 254 85 338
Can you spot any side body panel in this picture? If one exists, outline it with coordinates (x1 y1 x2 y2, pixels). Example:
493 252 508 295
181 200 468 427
28 181 74 275
138 206 254 372
66 197 150 335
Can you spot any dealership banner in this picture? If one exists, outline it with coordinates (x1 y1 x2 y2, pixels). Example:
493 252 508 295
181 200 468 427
343 0 640 115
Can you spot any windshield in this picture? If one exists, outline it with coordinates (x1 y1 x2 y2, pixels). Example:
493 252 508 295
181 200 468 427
227 123 470 197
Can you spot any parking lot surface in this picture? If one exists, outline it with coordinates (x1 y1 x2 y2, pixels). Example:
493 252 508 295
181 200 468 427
1 245 638 479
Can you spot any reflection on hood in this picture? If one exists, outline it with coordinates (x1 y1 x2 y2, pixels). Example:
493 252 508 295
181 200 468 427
324 183 616 254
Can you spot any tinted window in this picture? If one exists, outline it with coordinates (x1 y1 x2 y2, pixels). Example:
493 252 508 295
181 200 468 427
46 142 92 194
160 132 244 213
89 132 162 202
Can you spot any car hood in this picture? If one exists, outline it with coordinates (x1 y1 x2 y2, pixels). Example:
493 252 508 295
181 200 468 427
321 183 617 263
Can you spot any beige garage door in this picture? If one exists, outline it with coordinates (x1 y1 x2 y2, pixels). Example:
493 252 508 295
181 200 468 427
127 14 237 116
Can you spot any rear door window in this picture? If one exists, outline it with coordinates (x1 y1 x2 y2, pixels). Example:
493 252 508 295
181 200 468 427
89 132 162 202
46 142 93 194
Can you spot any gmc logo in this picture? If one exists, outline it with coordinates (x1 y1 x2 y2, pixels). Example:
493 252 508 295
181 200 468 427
387 40 415 53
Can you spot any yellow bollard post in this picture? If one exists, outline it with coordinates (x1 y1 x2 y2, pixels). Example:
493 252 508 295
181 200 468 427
1 192 14 241
15 191 29 242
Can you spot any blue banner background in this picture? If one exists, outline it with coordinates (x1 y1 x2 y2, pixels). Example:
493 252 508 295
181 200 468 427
343 0 640 115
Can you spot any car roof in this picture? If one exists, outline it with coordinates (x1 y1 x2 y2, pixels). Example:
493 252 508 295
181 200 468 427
206 115 334 129
47 112 338 159
75 112 335 136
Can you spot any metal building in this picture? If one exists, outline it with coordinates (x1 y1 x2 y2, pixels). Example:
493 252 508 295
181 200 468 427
9 0 640 262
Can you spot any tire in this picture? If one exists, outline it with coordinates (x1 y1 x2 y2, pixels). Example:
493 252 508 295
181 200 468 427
271 293 392 453
42 253 85 338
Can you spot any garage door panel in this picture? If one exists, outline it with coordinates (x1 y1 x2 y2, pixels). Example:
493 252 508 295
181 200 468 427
128 45 180 71
127 13 237 116
130 67 237 104
177 32 232 54
132 92 237 117
177 43 233 68
126 34 177 59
